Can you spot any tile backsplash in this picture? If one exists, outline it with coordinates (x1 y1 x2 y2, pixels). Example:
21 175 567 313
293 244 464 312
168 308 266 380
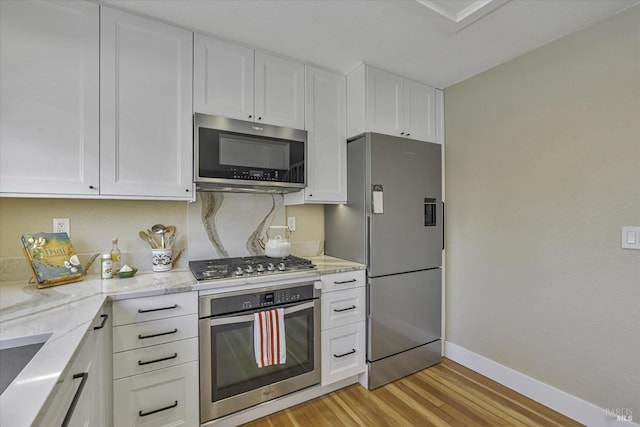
0 193 325 282
187 191 286 260
187 192 325 260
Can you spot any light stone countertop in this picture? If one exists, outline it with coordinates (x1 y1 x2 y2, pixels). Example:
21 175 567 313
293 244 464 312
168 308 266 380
0 255 364 427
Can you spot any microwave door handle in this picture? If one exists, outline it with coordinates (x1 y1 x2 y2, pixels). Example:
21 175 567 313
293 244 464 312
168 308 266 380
208 301 315 326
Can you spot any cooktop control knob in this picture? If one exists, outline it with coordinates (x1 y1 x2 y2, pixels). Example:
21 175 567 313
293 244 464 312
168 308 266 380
277 262 286 271
235 266 244 276
256 264 265 273
267 263 275 272
244 265 254 274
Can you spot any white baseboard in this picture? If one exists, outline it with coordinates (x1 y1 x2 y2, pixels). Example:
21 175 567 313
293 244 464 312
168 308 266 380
444 342 639 427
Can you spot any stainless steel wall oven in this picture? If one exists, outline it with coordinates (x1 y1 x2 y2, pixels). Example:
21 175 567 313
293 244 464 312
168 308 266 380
198 279 321 423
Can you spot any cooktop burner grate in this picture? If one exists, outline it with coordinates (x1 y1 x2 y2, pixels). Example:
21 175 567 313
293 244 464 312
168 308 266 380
189 255 315 281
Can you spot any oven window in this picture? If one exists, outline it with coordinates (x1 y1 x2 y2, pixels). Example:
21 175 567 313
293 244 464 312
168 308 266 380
209 306 315 402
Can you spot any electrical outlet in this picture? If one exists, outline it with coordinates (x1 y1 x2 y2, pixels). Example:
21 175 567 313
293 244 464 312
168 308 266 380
287 216 296 232
622 226 640 250
53 218 70 236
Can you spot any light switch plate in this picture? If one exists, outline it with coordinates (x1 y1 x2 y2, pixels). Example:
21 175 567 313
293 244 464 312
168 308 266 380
621 226 640 250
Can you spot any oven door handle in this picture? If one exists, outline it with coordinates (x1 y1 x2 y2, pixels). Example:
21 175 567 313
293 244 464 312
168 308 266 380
208 301 315 326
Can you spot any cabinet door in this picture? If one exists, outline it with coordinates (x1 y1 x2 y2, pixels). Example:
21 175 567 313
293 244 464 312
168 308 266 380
321 321 366 386
301 66 347 203
113 362 199 427
365 67 404 137
403 78 436 142
37 329 95 427
254 51 305 129
93 303 113 427
100 8 193 199
194 34 254 121
0 0 99 196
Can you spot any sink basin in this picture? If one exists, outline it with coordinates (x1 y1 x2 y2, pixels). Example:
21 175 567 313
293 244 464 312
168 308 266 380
0 333 52 395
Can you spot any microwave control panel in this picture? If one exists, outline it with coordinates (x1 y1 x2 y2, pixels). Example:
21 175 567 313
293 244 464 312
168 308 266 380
232 168 280 181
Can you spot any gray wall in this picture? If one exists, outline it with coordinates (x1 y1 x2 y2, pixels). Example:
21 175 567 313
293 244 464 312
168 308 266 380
444 5 639 411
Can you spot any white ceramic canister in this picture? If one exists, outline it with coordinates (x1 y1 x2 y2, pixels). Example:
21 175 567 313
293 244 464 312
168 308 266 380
152 248 172 272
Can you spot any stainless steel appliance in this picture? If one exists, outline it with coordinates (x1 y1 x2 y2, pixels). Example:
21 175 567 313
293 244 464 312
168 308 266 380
194 113 307 193
194 256 321 423
325 132 443 389
189 255 315 281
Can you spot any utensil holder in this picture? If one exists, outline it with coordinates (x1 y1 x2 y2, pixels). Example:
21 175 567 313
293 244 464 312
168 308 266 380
152 248 172 272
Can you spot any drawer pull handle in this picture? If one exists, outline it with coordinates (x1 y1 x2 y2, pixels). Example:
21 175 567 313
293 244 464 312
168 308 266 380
93 314 108 330
61 372 88 427
138 328 178 340
138 353 178 366
334 349 356 358
139 400 178 417
334 279 357 285
138 304 178 313
334 305 356 313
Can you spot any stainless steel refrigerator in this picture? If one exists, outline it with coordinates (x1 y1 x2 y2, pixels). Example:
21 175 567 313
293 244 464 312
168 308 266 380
325 132 442 389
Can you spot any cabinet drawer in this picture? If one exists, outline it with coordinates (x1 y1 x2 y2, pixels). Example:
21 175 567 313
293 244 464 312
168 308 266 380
321 286 366 330
112 292 197 326
113 361 198 427
113 338 198 380
321 270 365 293
113 314 197 352
321 321 366 386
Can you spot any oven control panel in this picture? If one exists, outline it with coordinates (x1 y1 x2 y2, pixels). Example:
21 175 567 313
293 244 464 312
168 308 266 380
206 282 318 317
260 288 304 306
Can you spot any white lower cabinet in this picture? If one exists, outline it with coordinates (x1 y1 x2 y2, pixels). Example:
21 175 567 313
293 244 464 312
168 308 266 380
112 292 198 427
34 302 112 427
320 270 366 386
322 321 366 386
113 362 199 427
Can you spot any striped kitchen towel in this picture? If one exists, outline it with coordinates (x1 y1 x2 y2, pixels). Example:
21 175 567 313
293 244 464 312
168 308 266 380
254 308 286 368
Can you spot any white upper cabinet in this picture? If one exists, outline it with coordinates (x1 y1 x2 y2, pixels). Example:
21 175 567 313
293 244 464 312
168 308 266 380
254 51 305 129
0 0 100 196
100 7 193 199
403 77 437 143
194 35 254 121
347 64 439 143
365 67 404 136
194 34 305 129
285 66 346 204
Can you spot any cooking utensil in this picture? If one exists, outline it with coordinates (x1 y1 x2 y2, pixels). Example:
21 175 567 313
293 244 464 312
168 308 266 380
166 232 178 249
151 224 167 248
146 229 159 247
139 231 158 249
164 225 176 247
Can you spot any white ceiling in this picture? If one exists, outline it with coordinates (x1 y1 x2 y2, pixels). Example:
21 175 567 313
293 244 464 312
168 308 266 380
98 0 639 89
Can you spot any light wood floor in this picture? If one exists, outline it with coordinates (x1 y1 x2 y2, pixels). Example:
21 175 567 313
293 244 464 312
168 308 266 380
242 358 583 426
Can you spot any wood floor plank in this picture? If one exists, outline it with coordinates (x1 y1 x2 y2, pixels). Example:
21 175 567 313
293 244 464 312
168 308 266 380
241 358 584 427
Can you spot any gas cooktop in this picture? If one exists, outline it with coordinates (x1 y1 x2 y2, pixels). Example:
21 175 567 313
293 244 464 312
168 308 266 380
188 255 315 281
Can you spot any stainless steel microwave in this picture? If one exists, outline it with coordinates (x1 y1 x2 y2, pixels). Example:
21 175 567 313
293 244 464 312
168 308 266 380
194 114 307 193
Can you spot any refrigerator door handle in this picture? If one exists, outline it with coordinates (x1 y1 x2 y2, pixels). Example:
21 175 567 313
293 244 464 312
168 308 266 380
366 216 371 268
442 201 445 250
